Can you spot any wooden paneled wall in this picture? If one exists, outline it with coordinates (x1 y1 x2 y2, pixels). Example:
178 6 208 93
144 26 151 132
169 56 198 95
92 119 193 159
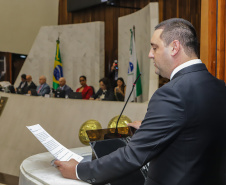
59 0 201 77
216 0 226 81
201 0 226 82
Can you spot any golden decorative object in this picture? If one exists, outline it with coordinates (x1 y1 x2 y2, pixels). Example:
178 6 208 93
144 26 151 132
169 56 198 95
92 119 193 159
0 96 8 116
79 120 102 145
108 115 132 134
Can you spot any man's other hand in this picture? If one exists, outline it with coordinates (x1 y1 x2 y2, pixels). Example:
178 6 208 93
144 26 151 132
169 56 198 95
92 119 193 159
54 159 79 180
127 121 142 129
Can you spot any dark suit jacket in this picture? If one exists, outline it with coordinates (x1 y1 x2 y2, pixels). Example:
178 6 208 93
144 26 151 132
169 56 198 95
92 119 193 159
24 81 37 93
17 81 28 94
93 88 115 101
57 84 73 95
36 83 50 96
77 63 226 185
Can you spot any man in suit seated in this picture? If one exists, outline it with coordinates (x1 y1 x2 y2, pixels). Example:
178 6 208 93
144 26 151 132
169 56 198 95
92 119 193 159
36 75 50 96
24 75 37 94
55 18 226 185
56 77 73 96
15 74 27 94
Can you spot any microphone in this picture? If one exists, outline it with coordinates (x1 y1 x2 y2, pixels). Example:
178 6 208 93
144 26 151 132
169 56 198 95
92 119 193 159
104 73 141 139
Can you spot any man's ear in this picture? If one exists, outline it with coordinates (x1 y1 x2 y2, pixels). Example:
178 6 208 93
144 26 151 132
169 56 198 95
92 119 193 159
170 40 180 56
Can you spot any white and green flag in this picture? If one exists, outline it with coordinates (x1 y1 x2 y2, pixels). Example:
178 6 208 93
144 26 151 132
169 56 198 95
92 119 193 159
125 29 142 102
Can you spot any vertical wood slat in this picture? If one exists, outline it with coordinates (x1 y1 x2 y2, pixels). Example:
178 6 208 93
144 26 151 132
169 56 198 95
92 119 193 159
58 0 69 25
216 0 225 80
200 0 209 66
225 3 226 82
201 0 226 82
207 0 217 76
158 0 164 22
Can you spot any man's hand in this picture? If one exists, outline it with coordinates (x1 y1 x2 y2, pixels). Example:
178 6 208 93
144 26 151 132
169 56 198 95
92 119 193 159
54 159 79 180
111 62 116 71
127 121 142 129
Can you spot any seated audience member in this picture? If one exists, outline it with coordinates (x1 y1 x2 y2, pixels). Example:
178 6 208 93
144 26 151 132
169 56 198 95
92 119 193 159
24 75 37 93
76 76 93 99
90 77 114 101
36 75 50 96
16 74 27 94
114 77 126 101
57 77 73 96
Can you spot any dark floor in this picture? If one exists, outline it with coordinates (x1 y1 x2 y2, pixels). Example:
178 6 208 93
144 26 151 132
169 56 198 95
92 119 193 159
0 173 19 185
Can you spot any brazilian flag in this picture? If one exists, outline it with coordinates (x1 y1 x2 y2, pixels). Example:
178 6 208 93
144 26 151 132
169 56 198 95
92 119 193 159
53 38 63 90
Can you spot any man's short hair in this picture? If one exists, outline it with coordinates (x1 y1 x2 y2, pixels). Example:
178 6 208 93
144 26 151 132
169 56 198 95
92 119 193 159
21 74 26 80
155 18 199 57
59 77 66 81
40 75 46 80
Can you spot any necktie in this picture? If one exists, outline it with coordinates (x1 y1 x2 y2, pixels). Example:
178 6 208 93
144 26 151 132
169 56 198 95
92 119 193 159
37 85 43 93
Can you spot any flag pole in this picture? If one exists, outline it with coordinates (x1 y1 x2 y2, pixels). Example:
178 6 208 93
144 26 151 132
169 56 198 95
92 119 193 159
133 26 138 102
53 36 63 90
133 25 135 41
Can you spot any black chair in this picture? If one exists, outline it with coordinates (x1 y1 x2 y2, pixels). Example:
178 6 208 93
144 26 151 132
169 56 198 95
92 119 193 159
8 85 15 93
89 86 95 96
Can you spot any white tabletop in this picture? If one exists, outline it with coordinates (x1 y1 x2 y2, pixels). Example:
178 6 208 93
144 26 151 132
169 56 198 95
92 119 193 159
19 146 92 185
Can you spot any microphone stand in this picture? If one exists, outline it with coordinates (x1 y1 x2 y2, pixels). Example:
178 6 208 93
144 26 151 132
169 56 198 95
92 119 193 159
104 73 141 139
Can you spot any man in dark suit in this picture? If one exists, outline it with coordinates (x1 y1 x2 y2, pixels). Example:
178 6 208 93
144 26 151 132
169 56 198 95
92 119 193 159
36 75 50 96
24 75 37 93
16 74 27 94
55 18 226 185
56 77 73 96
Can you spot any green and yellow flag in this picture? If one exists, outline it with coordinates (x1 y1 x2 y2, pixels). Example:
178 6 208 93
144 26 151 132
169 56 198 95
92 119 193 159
53 38 63 90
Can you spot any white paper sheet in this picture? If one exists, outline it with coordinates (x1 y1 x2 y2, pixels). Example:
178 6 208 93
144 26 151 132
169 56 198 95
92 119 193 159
27 124 84 162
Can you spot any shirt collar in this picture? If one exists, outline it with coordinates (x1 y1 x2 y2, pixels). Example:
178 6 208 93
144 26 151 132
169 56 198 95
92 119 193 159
170 59 202 80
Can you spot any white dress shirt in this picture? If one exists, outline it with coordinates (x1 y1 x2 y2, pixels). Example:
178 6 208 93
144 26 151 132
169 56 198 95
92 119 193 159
170 59 202 80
